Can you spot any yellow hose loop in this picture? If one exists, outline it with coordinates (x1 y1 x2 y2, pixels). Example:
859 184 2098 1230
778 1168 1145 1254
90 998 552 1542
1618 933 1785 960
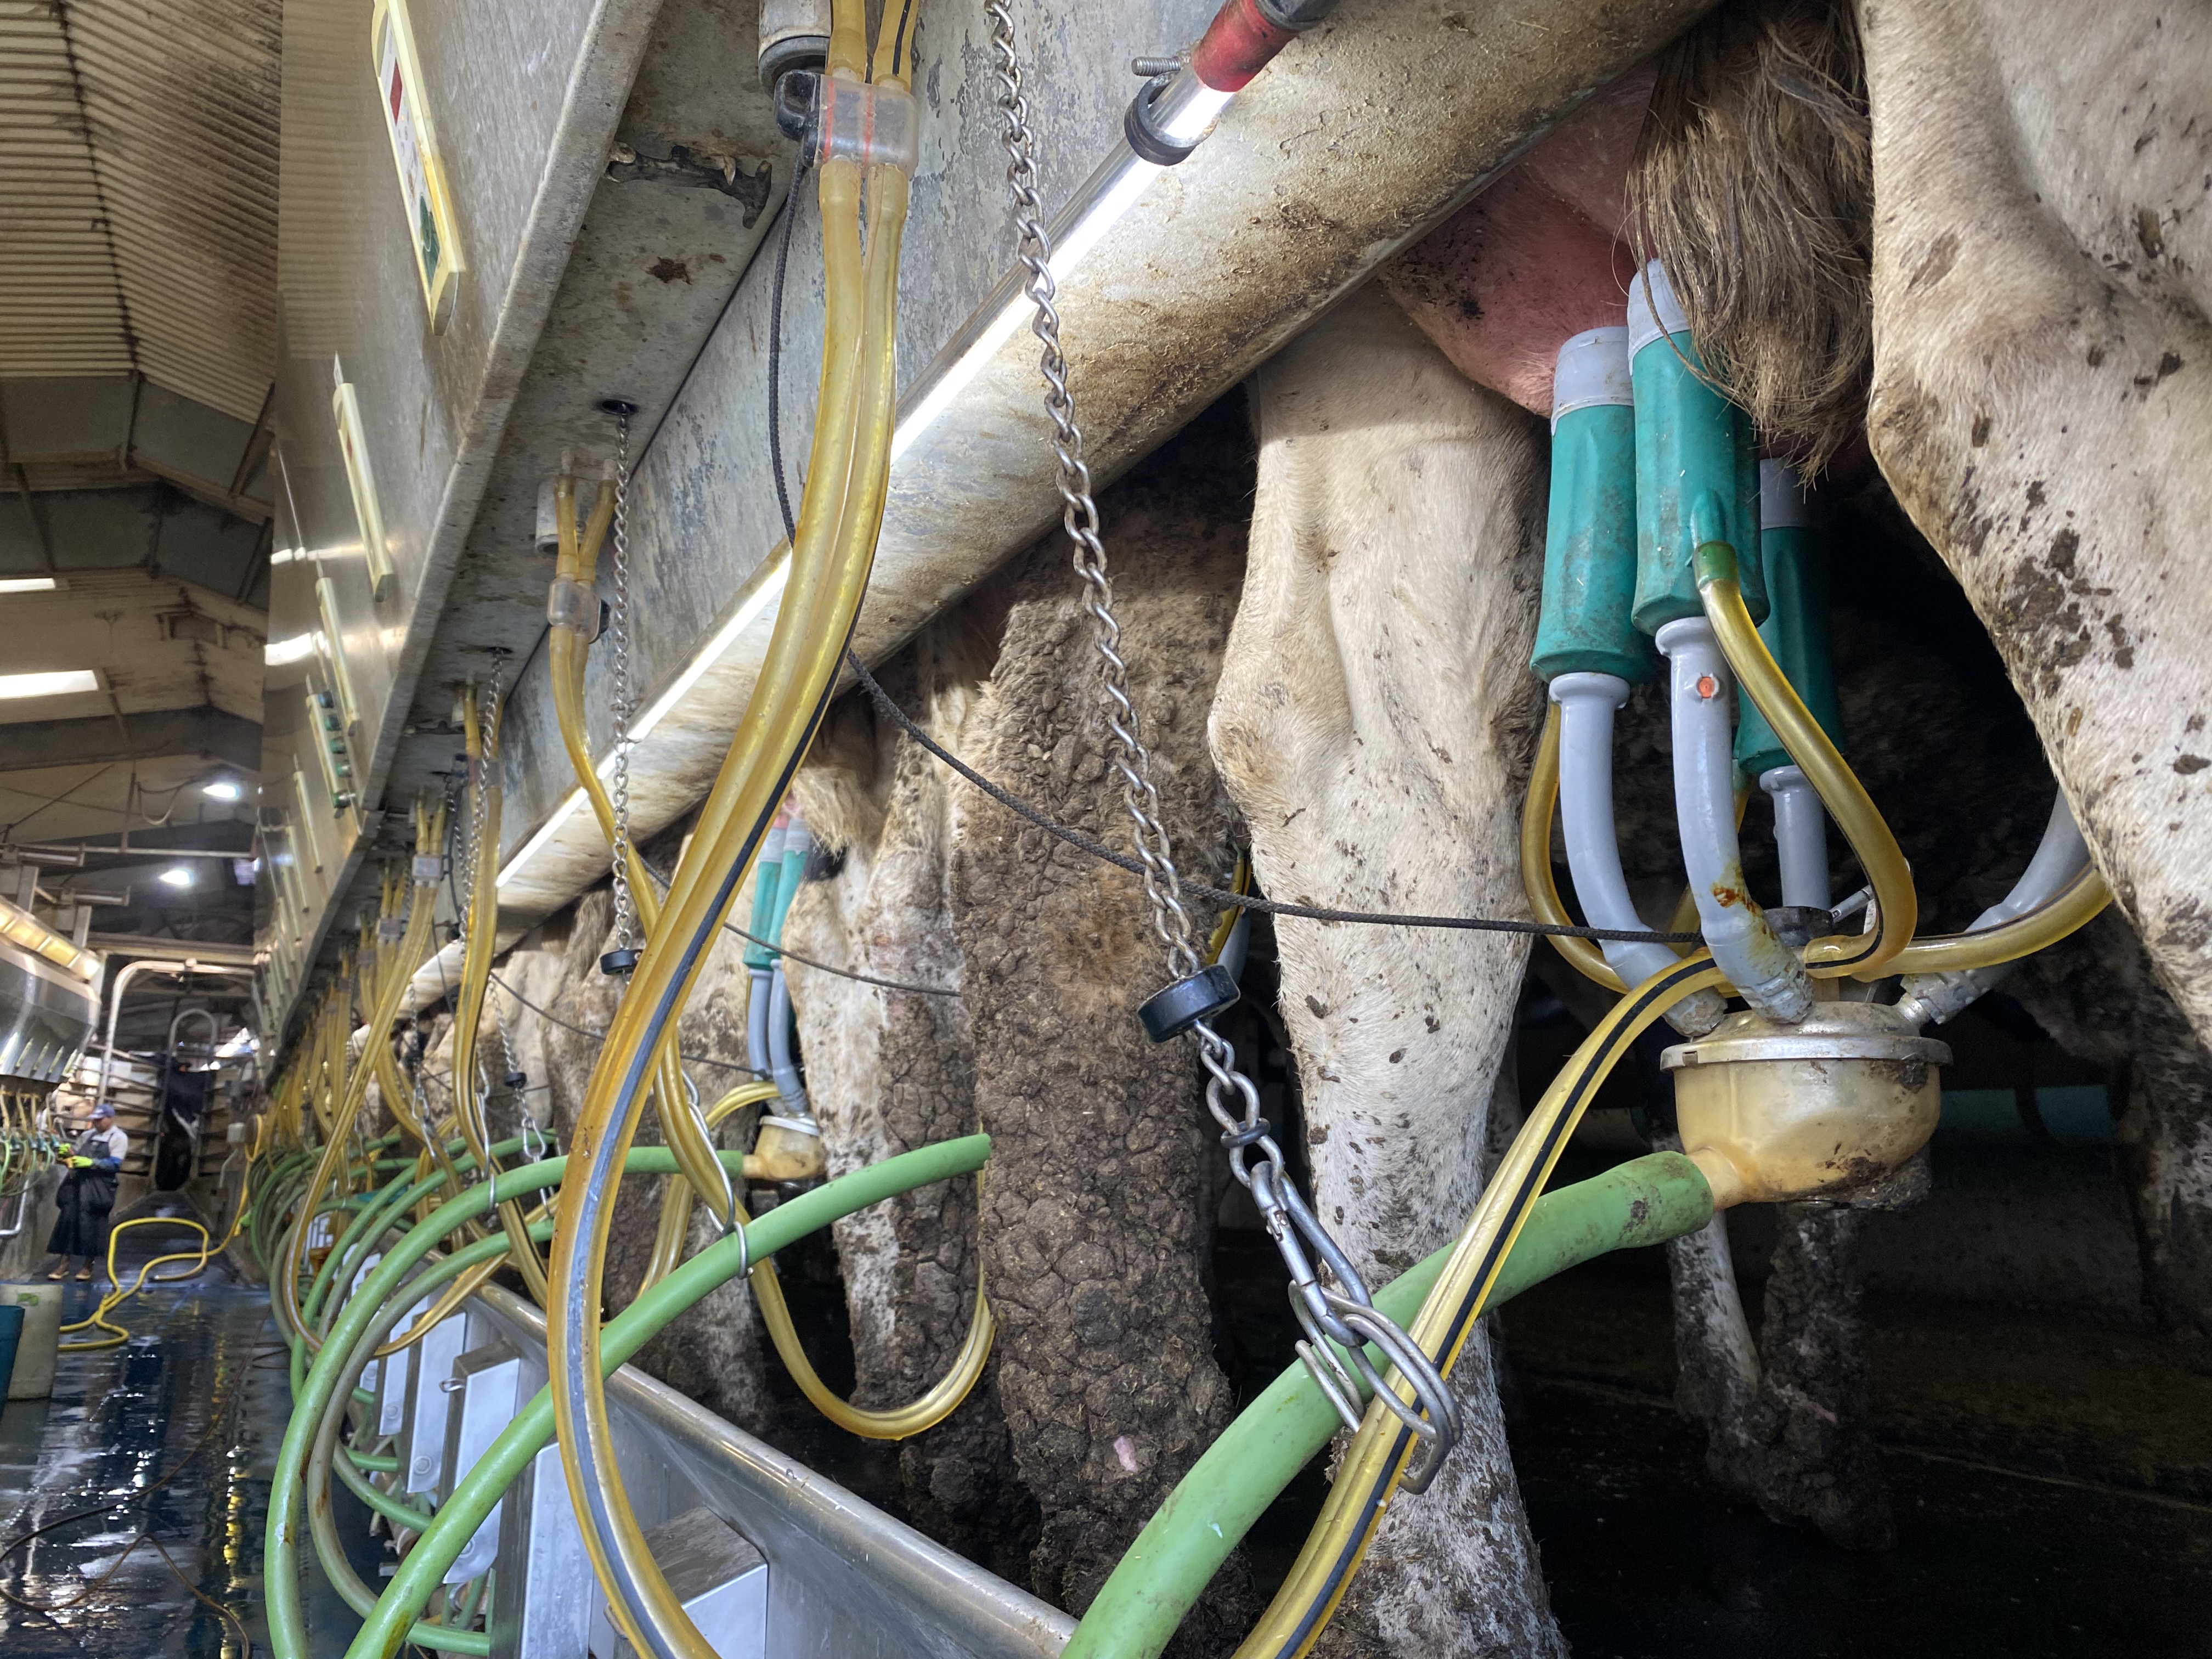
753 1259 994 1439
1521 703 1629 993
61 1215 215 1351
1695 540 1916 980
1238 953 1727 1659
1887 863 2110 975
686 1080 993 1438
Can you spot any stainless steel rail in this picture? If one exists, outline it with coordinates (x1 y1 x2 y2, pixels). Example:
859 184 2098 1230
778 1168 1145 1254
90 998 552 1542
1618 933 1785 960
461 1282 1073 1659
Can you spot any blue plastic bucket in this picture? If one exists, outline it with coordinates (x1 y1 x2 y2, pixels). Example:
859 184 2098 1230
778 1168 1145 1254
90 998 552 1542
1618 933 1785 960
0 1304 24 1402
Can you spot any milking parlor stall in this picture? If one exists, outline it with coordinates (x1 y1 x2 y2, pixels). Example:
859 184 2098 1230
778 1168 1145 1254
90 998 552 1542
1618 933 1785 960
221 0 2212 1654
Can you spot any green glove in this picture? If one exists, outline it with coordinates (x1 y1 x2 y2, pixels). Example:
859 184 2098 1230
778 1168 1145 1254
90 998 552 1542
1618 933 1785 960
69 1155 94 1169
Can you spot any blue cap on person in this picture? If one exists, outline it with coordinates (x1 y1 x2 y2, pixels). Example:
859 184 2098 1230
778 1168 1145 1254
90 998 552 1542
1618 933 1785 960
90 1103 114 1122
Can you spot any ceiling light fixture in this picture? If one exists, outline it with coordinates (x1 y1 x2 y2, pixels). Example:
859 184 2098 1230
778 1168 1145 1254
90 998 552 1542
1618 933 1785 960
159 866 194 889
0 668 99 701
0 576 60 594
203 779 242 802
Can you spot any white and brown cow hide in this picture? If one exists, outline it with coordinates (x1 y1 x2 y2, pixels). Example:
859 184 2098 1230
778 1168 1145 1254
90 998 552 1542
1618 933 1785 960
1859 0 2212 1046
943 402 1256 1645
782 612 1039 1578
1211 285 1567 1659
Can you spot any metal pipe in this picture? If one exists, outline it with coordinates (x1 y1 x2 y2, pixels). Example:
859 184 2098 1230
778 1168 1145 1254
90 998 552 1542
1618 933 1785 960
92 959 256 1122
1656 617 1811 1023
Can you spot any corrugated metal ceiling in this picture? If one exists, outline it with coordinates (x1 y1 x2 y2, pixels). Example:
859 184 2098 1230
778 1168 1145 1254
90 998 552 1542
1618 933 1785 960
0 0 280 425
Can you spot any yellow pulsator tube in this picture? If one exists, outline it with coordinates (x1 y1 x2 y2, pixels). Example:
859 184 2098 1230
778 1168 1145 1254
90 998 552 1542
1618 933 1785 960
450 682 551 1304
1692 531 1915 980
545 470 736 1238
1884 866 2108 973
1237 954 1728 1659
278 802 446 1347
547 12 914 1654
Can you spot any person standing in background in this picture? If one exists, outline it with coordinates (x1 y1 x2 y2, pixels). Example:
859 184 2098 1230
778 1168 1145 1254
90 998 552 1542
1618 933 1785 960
44 1102 128 1283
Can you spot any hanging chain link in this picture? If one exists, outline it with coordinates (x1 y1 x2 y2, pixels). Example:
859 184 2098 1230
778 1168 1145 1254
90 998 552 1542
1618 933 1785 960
608 410 638 955
467 667 510 1125
983 2 1462 1488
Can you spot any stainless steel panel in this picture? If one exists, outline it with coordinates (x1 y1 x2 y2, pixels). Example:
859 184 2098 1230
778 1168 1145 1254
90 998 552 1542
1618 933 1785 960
374 1292 432 1437
591 1508 767 1659
492 1433 602 1659
0 937 98 1088
467 1286 1072 1659
348 1252 384 1397
440 1339 526 1584
399 1310 470 1492
266 0 663 1039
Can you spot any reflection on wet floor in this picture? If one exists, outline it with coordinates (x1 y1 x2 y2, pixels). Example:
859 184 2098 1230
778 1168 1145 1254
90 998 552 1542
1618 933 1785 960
0 1251 314 1657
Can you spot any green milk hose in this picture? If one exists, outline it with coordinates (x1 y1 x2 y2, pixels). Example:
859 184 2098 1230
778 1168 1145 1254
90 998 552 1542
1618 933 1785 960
308 1221 549 1652
340 1134 994 1659
1063 1151 1716 1659
267 1135 991 1659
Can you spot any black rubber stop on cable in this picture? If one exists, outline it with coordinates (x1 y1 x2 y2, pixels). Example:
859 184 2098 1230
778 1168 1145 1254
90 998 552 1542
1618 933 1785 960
599 947 640 977
1138 963 1240 1042
503 1070 528 1090
1124 76 1200 167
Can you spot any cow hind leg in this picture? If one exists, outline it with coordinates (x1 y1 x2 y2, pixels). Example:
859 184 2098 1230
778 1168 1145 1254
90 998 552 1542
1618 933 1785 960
949 403 1255 1646
1215 286 1565 1659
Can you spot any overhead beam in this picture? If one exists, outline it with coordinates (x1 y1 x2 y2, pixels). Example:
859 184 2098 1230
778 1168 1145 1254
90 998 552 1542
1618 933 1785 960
0 705 259 774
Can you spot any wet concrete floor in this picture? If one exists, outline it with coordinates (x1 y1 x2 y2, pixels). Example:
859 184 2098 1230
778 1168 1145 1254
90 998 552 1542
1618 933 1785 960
0 1237 356 1657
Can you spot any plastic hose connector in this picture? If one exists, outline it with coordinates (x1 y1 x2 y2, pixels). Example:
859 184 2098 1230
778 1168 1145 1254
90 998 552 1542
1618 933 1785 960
1629 261 1766 635
1532 328 1652 685
546 575 602 641
1138 965 1240 1042
782 71 919 175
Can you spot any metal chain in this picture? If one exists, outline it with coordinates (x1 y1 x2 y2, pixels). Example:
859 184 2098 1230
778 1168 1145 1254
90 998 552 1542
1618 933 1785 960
983 1 1461 1487
608 412 637 954
467 668 504 1115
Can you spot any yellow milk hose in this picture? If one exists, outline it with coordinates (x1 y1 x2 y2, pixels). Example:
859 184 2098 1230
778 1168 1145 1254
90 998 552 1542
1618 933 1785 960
450 685 551 1304
661 1080 995 1439
548 14 909 1652
1235 955 1726 1659
278 803 444 1345
545 476 734 1237
1695 540 1915 980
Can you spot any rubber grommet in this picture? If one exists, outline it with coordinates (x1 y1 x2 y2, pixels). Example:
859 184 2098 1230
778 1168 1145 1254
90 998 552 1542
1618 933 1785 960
1137 963 1240 1042
599 947 640 977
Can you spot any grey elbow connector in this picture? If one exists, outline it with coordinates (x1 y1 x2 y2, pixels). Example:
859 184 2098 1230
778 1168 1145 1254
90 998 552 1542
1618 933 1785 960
1550 673 1726 1036
1897 791 2087 1027
746 967 774 1080
768 965 808 1115
1656 618 1812 1025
